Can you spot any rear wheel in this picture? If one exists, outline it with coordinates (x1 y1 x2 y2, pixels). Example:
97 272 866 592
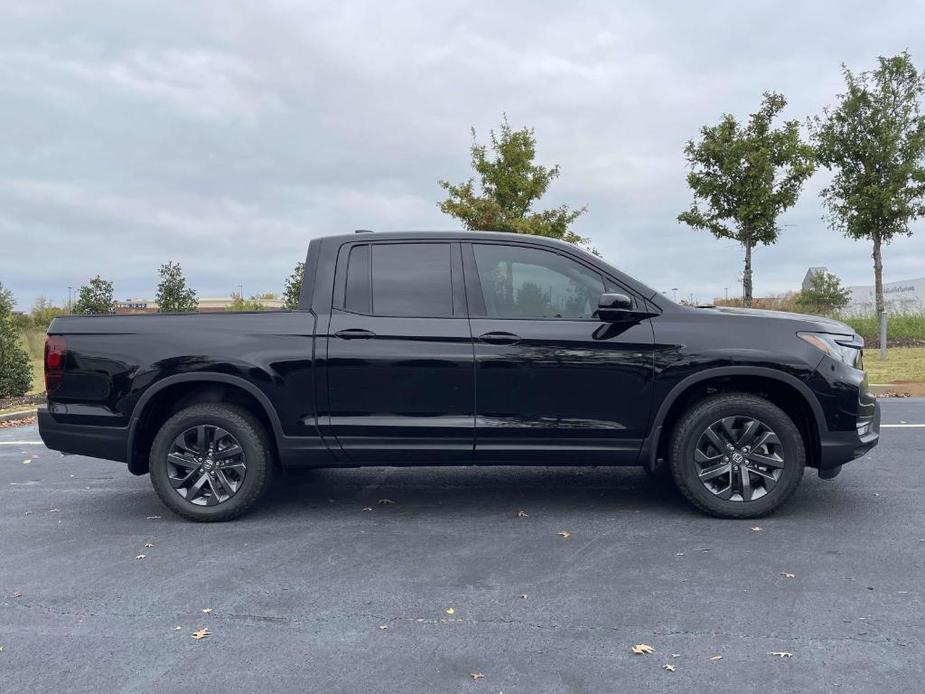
149 404 274 522
669 393 805 518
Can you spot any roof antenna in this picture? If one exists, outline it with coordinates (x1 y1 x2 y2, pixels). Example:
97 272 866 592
354 229 374 234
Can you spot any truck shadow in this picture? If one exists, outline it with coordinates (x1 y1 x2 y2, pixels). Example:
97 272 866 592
258 465 870 521
265 465 693 516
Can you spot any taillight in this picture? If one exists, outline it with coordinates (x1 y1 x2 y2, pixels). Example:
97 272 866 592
44 335 67 393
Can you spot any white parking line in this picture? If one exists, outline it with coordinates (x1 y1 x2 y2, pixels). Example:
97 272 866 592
0 441 45 445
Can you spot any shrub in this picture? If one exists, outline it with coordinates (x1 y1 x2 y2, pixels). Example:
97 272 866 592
0 283 32 398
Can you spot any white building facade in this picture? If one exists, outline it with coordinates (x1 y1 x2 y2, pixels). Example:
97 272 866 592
844 277 925 315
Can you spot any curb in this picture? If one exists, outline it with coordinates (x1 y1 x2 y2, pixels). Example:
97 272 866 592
0 408 37 423
869 383 925 397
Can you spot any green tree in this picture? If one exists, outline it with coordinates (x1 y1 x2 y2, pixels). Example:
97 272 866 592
74 276 116 315
155 261 198 313
438 116 591 250
0 282 32 397
30 296 66 329
282 262 304 310
796 271 852 314
226 293 265 312
811 52 925 318
678 92 815 307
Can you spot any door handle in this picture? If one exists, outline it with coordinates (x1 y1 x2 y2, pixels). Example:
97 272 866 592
335 328 377 340
478 331 521 345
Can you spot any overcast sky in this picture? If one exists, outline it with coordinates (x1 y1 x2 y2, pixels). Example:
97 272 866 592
2 0 925 310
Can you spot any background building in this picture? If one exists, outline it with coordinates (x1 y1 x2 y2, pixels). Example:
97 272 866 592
115 297 285 314
844 277 925 315
802 267 829 291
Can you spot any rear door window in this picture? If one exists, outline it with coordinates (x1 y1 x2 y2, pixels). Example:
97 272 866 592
371 243 454 317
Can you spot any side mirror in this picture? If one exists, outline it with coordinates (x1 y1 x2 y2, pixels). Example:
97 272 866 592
597 292 635 322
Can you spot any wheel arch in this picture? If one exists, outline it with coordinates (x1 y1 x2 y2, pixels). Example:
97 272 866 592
127 373 284 475
643 367 825 472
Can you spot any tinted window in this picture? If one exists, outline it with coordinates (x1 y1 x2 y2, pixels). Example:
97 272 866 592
345 244 370 313
372 243 453 317
473 244 605 319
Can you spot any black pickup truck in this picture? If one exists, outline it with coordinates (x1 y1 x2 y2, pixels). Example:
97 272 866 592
39 231 880 521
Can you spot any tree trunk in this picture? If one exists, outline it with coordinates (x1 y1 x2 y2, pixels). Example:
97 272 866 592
742 240 753 308
872 235 884 317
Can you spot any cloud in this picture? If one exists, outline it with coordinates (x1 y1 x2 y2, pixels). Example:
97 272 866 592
1 47 280 121
1 0 924 309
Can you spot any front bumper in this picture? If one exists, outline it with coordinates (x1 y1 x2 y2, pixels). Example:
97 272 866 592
817 397 880 470
37 406 129 463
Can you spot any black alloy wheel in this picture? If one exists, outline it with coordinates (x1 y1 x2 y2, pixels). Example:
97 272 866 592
669 393 805 518
167 424 248 506
149 403 274 522
694 416 785 502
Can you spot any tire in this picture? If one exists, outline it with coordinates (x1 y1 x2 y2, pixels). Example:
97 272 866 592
669 393 805 518
149 403 274 522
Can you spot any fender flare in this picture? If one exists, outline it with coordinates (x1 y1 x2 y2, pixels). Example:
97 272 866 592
641 366 826 470
126 372 285 472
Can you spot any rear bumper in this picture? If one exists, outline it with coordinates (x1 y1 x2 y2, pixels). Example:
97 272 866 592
817 398 880 469
37 407 128 464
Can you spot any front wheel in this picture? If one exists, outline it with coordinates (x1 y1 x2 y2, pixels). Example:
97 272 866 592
669 393 805 518
149 403 274 522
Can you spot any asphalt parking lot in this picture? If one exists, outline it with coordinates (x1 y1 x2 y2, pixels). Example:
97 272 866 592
1 399 924 694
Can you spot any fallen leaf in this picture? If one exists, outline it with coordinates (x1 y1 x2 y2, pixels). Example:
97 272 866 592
470 672 485 680
144 543 154 548
709 655 723 661
445 607 455 615
361 507 373 512
751 526 762 532
135 554 146 560
191 628 210 640
48 508 60 513
175 626 182 631
146 515 161 520
675 552 684 556
769 651 793 658
378 624 389 630
663 663 676 672
780 572 795 579
671 653 680 658
202 608 213 614
12 592 23 599
516 510 529 518
378 498 394 505
24 511 32 516
520 593 528 599
558 530 572 539
632 644 655 655
21 459 31 465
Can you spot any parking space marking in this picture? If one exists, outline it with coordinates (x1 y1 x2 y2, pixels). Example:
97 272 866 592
881 424 925 428
0 441 45 445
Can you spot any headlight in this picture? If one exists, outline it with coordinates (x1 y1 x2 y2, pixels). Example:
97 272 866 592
798 332 863 368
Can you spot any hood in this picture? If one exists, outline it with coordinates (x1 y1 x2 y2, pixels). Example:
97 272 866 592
701 306 855 335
